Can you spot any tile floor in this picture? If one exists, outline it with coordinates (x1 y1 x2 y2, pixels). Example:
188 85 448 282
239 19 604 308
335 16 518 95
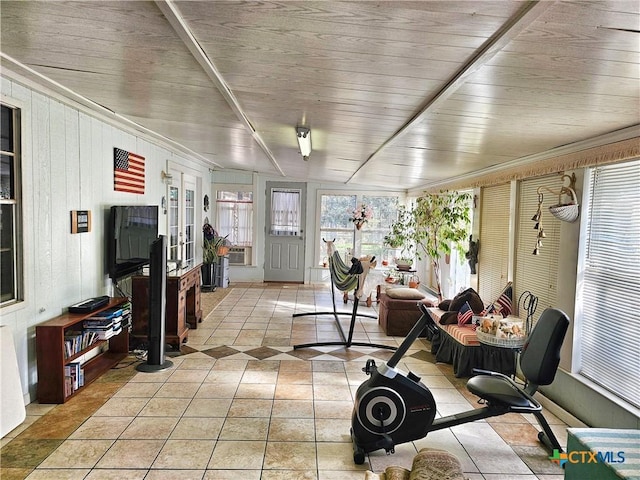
1 283 572 479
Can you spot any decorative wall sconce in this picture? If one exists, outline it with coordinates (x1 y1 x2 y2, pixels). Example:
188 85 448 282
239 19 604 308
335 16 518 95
161 170 173 185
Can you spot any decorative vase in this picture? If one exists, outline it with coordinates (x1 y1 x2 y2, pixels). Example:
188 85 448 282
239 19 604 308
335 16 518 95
355 221 363 230
201 263 216 292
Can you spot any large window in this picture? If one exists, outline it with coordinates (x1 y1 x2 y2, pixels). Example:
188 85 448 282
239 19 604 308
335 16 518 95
1 104 22 305
216 189 253 265
319 194 356 264
318 193 399 265
577 159 640 408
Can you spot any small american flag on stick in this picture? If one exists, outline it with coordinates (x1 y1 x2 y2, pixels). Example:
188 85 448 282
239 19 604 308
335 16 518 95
114 147 145 194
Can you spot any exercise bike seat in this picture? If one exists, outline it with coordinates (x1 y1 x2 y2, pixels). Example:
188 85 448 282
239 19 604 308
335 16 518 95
467 374 538 409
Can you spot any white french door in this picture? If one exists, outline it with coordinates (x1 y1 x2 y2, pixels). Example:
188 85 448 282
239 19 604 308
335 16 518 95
168 173 196 267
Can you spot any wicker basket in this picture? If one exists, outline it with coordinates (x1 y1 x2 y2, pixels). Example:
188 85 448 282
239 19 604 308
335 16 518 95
548 187 579 222
476 330 526 348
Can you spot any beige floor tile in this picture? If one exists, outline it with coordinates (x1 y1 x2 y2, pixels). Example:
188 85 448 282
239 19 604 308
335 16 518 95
139 398 189 417
275 383 314 400
39 439 114 468
241 370 278 383
177 357 217 370
170 417 225 439
195 382 238 398
208 440 266 469
93 397 149 417
69 416 133 439
204 370 244 384
95 439 165 469
315 418 353 443
235 382 276 399
202 469 262 480
167 369 208 383
154 382 201 398
112 382 163 397
317 442 369 471
219 417 270 440
129 370 173 383
264 441 317 470
152 439 216 469
271 399 315 418
318 471 366 480
84 469 147 480
261 470 317 480
145 470 205 480
184 398 233 417
313 384 353 401
277 367 313 379
268 418 316 442
24 469 90 480
119 416 179 439
227 398 273 417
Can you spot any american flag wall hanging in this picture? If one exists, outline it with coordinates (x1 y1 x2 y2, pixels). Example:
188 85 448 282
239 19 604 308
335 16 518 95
114 147 145 194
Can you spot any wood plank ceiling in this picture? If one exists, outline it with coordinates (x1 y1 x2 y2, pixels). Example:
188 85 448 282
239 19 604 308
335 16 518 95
1 1 638 190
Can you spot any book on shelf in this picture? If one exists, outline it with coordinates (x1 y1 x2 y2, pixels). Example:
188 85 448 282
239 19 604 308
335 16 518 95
64 362 84 395
64 330 100 358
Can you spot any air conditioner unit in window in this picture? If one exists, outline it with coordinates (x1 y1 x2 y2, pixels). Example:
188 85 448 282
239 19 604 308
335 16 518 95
228 246 251 266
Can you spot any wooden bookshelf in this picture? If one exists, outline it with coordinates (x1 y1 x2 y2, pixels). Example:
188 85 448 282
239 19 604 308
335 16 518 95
36 297 130 404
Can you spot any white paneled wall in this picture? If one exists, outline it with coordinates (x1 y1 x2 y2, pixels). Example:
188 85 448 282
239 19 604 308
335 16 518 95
0 74 211 406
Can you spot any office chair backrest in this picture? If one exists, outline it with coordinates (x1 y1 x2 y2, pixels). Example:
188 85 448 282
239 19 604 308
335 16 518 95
520 308 570 386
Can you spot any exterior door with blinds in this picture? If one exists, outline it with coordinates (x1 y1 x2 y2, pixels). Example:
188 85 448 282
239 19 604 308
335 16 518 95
264 182 306 282
478 183 511 303
514 175 561 325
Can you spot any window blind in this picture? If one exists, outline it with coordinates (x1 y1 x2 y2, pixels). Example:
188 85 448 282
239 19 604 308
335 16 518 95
514 176 561 326
579 159 640 408
478 183 511 304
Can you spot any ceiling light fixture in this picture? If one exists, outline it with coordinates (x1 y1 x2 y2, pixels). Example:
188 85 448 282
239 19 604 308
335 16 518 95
296 126 311 161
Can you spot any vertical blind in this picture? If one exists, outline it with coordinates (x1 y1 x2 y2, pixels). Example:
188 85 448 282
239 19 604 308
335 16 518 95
580 159 640 408
514 176 561 326
478 183 511 303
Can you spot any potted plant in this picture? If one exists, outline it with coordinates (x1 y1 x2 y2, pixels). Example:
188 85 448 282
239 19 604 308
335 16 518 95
383 205 416 269
412 190 472 300
201 222 229 291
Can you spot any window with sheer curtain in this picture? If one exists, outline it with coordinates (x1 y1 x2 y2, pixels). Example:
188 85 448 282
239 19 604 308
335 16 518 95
215 190 253 247
270 189 301 236
578 158 640 408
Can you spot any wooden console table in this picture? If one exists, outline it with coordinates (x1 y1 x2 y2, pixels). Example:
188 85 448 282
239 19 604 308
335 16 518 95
131 265 202 349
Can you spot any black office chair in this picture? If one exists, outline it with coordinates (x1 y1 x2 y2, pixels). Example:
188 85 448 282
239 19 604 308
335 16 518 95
465 307 570 451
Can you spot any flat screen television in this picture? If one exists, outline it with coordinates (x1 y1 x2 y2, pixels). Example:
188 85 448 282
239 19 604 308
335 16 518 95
107 205 159 280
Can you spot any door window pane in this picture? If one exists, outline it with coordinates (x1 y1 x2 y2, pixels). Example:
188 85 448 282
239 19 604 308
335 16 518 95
270 189 301 235
168 186 179 261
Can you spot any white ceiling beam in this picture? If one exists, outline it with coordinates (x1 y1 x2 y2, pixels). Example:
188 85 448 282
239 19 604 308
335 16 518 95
155 0 285 177
346 0 555 185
